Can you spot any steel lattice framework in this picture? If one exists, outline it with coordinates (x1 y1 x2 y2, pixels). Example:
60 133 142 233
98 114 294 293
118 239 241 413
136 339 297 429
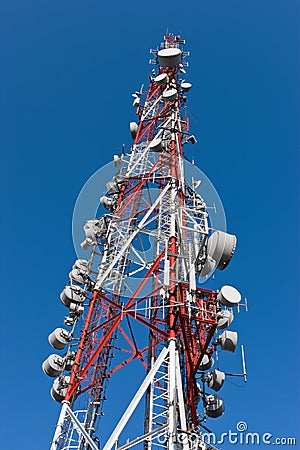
44 33 244 450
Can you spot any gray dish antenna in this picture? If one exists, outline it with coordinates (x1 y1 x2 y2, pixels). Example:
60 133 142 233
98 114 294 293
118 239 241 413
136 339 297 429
48 328 71 350
204 394 224 418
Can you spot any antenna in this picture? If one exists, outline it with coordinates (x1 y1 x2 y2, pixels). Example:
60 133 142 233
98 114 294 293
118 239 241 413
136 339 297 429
237 297 249 313
241 344 248 383
224 345 248 383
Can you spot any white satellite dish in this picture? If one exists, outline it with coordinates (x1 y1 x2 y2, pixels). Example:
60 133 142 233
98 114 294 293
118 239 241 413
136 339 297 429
51 376 70 403
199 354 214 371
83 219 104 241
205 394 225 418
154 73 169 85
217 309 234 329
73 259 89 270
69 268 86 284
157 48 182 67
199 256 216 276
207 230 237 271
60 285 85 307
129 121 138 139
48 328 71 350
162 88 178 102
100 196 115 211
217 285 241 307
207 370 225 392
219 330 238 352
42 354 64 377
181 82 192 92
150 138 164 152
69 259 89 284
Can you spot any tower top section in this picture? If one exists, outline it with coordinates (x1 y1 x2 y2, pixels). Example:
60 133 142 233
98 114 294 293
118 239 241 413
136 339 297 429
162 32 186 48
149 32 189 67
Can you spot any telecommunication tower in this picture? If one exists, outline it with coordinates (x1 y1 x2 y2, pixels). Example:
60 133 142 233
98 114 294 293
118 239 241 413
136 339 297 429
43 33 247 450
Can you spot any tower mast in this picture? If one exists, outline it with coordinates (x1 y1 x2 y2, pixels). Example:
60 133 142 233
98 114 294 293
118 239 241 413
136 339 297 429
43 33 244 450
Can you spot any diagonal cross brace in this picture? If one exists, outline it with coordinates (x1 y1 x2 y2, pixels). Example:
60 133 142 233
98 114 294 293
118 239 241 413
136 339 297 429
95 182 171 290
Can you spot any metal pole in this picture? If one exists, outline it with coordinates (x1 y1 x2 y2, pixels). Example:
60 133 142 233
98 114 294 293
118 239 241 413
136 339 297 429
175 350 189 450
168 339 177 450
50 401 69 450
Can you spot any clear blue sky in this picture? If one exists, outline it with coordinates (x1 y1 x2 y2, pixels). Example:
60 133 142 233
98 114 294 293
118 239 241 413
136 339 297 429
1 1 299 449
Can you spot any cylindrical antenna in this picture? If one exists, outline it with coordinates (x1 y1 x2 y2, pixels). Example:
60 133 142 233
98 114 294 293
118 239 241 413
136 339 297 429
241 344 247 383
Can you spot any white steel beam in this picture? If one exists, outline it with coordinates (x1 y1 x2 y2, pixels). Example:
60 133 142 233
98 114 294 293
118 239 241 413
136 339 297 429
175 351 189 450
168 339 176 450
65 405 99 450
50 401 69 450
147 358 155 450
102 345 169 450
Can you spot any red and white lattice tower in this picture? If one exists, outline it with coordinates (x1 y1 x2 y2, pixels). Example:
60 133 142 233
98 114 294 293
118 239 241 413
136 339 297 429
43 33 245 450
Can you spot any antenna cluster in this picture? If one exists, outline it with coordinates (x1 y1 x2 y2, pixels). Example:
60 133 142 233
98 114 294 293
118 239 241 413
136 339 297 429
43 33 247 450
